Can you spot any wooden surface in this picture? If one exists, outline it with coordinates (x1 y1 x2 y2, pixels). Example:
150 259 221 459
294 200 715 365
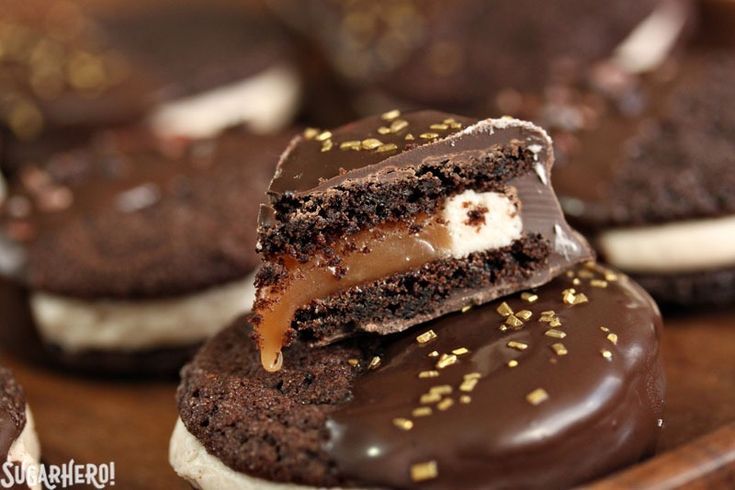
1 307 734 489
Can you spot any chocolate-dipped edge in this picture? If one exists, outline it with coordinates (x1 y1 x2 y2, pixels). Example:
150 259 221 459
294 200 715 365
0 367 26 462
178 264 664 489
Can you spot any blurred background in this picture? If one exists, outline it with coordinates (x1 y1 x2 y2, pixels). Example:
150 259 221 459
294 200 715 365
0 0 733 488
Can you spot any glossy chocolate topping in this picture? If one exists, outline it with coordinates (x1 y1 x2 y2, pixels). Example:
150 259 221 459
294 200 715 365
327 264 664 489
0 127 285 298
0 367 26 463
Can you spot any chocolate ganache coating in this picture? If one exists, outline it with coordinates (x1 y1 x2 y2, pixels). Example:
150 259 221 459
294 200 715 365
178 263 664 489
0 367 26 463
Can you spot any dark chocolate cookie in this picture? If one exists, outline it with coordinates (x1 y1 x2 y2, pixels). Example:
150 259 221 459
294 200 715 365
176 263 664 489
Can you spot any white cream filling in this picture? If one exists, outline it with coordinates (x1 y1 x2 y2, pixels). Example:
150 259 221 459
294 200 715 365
150 64 301 138
612 0 690 74
598 215 735 273
6 408 42 490
170 418 369 490
442 189 522 258
30 274 256 353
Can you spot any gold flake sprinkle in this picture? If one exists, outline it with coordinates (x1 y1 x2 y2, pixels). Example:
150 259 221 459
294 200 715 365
420 392 442 404
464 372 481 380
340 140 362 151
562 289 577 305
303 127 319 140
521 292 538 303
507 340 528 351
443 118 462 129
377 126 391 135
393 418 413 431
381 109 401 121
361 138 383 150
321 140 333 152
390 119 409 132
411 461 438 482
606 333 619 345
417 330 437 344
376 143 398 153
430 123 449 130
516 310 533 321
437 398 454 411
507 360 519 368
316 130 332 141
541 310 556 316
430 385 453 395
347 358 359 367
545 329 566 339
578 270 594 279
601 349 613 361
600 326 610 332
460 395 471 404
497 302 513 317
591 279 608 288
573 278 582 285
419 132 440 140
461 304 472 313
368 356 382 370
551 343 568 356
526 388 549 405
428 350 439 358
605 272 619 282
436 353 458 369
404 133 415 141
459 378 478 392
452 347 470 356
505 315 524 328
573 293 589 305
498 325 509 332
549 317 562 327
412 407 432 417
419 370 440 379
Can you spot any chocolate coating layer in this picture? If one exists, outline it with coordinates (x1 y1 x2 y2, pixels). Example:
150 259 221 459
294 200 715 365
0 367 26 462
178 264 664 489
0 128 284 298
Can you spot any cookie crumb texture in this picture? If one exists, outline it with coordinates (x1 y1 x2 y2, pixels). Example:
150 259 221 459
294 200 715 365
0 367 26 461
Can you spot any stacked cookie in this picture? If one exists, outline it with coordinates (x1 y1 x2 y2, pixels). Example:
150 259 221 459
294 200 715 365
170 111 666 489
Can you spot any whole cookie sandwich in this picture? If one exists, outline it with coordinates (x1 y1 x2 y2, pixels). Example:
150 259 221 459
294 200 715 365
253 110 592 371
553 52 735 306
267 0 687 120
0 366 41 490
95 1 301 139
171 262 664 489
0 127 284 375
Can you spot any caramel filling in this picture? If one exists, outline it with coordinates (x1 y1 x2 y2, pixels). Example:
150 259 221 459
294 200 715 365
257 217 453 371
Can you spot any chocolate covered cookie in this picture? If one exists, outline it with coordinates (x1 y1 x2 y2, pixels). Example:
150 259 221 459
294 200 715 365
171 262 664 489
96 1 301 139
0 127 285 375
253 110 592 371
267 0 687 120
0 366 40 488
553 52 735 306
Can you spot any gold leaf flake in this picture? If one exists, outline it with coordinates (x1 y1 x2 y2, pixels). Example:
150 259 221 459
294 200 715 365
316 130 332 141
393 418 413 431
606 333 618 345
526 388 549 406
521 292 538 303
381 109 401 121
412 407 432 417
544 329 566 339
416 330 437 344
507 359 519 368
601 349 613 361
497 302 513 317
507 340 528 351
436 353 458 369
418 370 440 379
361 138 383 150
550 343 568 356
411 461 438 482
376 143 398 153
437 398 454 411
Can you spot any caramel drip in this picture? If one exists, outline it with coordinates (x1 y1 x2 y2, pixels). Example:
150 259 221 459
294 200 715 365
258 218 453 371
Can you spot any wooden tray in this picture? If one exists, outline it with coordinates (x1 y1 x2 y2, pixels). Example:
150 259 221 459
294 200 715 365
2 307 734 489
